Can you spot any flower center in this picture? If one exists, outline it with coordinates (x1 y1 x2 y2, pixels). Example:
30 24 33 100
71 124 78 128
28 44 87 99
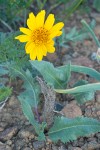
32 27 49 45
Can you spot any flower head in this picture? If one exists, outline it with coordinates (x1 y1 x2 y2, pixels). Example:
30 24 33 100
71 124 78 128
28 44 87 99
15 10 64 61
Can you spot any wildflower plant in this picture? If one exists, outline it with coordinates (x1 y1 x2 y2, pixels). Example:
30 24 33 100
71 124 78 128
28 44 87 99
2 10 100 142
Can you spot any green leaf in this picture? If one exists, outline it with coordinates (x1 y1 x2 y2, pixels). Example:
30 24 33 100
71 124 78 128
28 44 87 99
19 99 37 126
0 65 8 76
9 64 40 107
48 116 100 143
55 82 100 94
19 98 46 140
81 20 100 47
0 86 12 102
30 60 71 89
65 0 83 19
93 0 100 11
58 64 100 81
73 80 94 104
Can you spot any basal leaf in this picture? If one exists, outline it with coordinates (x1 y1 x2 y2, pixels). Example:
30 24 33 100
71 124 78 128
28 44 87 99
19 99 36 126
73 80 94 104
48 116 100 143
55 82 100 94
9 64 40 107
30 60 71 89
58 64 100 81
19 99 46 140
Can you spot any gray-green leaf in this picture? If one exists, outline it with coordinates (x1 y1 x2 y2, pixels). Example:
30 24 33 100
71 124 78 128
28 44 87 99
48 116 100 143
30 60 71 89
73 80 94 104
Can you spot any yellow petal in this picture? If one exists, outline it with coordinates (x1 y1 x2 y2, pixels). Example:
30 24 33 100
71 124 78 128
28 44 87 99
45 40 55 53
44 14 55 30
30 48 37 60
50 22 64 38
47 46 55 53
41 45 47 56
36 10 45 28
15 35 30 42
20 27 31 35
47 39 54 45
56 31 62 36
25 42 35 54
27 12 36 30
36 47 43 61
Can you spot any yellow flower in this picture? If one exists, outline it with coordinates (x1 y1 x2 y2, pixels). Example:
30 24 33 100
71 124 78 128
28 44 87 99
15 10 64 61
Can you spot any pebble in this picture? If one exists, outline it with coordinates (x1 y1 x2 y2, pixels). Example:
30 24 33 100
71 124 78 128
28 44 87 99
85 108 92 117
90 52 97 61
87 141 100 150
18 129 31 139
24 147 32 150
6 145 12 150
6 140 12 145
72 52 79 58
82 141 100 150
33 141 45 150
0 142 6 150
0 126 18 142
96 93 100 103
73 147 82 150
0 127 4 132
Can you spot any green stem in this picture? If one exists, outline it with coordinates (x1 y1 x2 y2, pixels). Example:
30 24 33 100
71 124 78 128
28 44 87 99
81 20 100 47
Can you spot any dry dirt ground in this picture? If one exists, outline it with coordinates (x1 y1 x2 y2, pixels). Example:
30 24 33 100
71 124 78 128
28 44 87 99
0 8 100 150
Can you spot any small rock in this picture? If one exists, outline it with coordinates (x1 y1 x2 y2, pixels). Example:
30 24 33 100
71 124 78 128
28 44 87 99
87 141 100 150
59 145 66 150
24 147 32 150
18 129 31 139
52 144 59 150
0 122 8 128
96 93 100 103
82 141 100 150
33 141 45 150
90 52 97 61
61 101 82 118
72 52 79 58
0 127 4 132
5 145 12 150
29 134 35 140
96 133 100 138
85 108 92 117
0 142 6 150
6 140 12 146
97 111 100 116
73 147 82 150
15 139 26 149
0 126 18 142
